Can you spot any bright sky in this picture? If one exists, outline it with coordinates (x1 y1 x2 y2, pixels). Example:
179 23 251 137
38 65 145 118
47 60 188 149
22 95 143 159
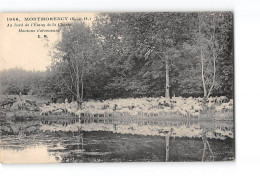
0 13 97 71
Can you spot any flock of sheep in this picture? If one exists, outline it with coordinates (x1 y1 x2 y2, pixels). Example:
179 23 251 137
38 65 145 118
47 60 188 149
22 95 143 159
39 96 233 120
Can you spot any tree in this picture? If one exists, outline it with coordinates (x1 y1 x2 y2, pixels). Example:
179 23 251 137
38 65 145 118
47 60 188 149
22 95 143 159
189 12 233 99
93 12 190 102
0 13 233 101
52 22 100 108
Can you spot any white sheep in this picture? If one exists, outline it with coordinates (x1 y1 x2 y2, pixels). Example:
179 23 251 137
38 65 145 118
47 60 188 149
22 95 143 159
215 105 224 113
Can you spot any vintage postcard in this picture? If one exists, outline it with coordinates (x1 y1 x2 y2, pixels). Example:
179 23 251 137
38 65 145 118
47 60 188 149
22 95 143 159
0 12 234 163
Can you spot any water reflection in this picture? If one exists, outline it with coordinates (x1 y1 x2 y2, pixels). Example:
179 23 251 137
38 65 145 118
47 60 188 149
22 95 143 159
0 130 234 163
0 145 60 164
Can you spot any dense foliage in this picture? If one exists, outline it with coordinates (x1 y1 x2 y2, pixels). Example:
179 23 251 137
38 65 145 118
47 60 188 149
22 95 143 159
0 12 233 101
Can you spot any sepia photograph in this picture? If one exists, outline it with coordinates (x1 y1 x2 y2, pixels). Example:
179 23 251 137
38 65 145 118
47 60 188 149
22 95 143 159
0 12 234 163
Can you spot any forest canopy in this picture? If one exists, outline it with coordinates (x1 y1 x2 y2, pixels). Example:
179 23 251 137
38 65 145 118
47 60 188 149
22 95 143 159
0 12 233 101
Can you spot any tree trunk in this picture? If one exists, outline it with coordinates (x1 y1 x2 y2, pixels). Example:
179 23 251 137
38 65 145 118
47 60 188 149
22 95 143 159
80 72 84 102
165 58 170 103
76 64 81 109
207 55 216 98
198 12 207 99
76 92 81 109
201 50 207 98
76 78 80 109
207 20 217 99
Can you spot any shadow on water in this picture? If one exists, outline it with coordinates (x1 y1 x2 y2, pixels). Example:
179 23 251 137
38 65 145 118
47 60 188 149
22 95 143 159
0 130 234 163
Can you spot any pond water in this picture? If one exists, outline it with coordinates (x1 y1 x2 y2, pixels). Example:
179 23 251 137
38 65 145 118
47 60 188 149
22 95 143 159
0 130 234 163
